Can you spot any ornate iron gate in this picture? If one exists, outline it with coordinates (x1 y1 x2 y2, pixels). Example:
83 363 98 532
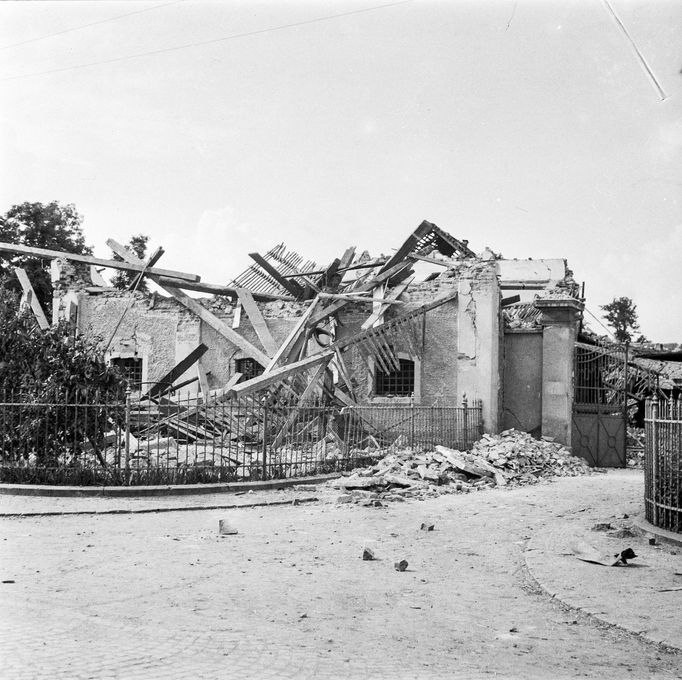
572 342 627 467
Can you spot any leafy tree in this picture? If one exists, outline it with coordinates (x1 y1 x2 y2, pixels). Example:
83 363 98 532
0 286 126 469
600 296 641 344
0 201 92 310
111 234 149 292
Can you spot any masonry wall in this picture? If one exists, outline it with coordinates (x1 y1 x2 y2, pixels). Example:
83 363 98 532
502 330 543 435
74 266 500 420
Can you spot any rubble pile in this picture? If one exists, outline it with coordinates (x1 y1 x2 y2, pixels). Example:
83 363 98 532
331 429 591 503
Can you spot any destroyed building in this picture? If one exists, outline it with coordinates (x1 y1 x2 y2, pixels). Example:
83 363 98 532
38 221 584 451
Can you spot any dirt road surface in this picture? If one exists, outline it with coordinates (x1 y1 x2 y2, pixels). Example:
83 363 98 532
1 470 680 679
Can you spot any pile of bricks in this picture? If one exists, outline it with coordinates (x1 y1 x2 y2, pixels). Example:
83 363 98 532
332 428 591 503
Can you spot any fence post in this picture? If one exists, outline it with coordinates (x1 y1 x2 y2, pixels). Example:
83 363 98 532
410 393 415 449
651 394 659 527
124 386 131 485
462 394 468 447
262 405 268 481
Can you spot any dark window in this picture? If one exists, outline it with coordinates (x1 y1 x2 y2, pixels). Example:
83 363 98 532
374 358 415 397
235 358 264 383
111 357 143 389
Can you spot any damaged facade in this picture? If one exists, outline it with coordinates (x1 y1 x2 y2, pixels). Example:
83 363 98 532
47 221 583 447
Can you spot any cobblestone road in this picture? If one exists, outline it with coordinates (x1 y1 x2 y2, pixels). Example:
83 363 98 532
1 471 680 679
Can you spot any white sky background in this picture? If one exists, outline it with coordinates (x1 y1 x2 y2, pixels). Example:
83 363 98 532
1 0 680 340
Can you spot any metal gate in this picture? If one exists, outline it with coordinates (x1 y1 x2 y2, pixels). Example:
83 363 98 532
572 342 627 467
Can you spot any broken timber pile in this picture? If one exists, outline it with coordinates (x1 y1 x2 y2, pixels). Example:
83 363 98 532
331 429 591 502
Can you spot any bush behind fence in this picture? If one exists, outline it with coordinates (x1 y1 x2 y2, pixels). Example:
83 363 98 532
0 388 483 486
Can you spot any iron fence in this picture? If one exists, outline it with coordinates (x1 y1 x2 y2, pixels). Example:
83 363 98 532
644 396 682 532
0 388 483 486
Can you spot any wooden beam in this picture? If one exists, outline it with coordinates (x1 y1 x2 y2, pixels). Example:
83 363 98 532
318 292 404 304
152 277 295 302
248 252 304 298
13 267 49 329
128 246 164 290
235 288 277 356
270 359 331 448
0 241 199 282
229 352 332 398
108 238 271 366
196 359 211 398
265 297 320 373
378 220 434 274
361 278 413 330
141 343 209 400
308 261 412 327
161 286 271 366
408 253 451 267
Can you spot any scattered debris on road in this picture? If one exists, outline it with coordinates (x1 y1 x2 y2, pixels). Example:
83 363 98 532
362 547 376 561
218 519 238 535
571 540 639 567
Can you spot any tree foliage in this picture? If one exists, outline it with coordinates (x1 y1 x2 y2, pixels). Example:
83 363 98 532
111 234 149 292
0 201 92 310
600 296 641 344
0 286 126 467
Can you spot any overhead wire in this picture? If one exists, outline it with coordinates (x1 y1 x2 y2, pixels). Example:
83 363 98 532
583 305 615 339
0 0 183 51
601 0 668 101
1 0 413 82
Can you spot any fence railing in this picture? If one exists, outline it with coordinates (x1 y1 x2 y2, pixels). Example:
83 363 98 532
644 396 682 533
0 388 483 486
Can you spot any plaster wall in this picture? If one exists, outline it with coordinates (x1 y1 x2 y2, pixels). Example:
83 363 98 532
502 331 543 435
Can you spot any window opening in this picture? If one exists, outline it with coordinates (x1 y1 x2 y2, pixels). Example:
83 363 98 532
235 358 264 383
111 357 143 390
374 358 415 397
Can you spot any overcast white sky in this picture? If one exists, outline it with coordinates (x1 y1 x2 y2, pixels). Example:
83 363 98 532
1 0 680 340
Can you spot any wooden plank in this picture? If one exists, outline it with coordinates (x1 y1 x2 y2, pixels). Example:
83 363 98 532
361 278 413 330
107 239 271 366
208 373 243 402
236 288 277 356
270 359 331 448
408 253 451 267
265 297 320 373
141 344 209 400
153 276 295 302
308 261 412 327
0 240 200 282
232 302 242 329
128 246 164 290
318 292 405 304
13 267 49 329
196 359 211 398
162 286 271 366
230 352 332 398
248 252 304 298
378 220 434 274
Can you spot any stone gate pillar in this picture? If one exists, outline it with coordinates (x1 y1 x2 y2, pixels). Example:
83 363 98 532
535 297 584 447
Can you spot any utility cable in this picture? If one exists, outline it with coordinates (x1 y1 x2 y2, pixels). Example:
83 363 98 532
0 1 183 51
1 0 413 82
584 305 615 339
602 0 668 101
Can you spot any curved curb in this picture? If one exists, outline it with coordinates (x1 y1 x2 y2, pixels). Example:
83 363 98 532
0 495 321 518
0 473 340 498
523 539 682 653
632 515 682 548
